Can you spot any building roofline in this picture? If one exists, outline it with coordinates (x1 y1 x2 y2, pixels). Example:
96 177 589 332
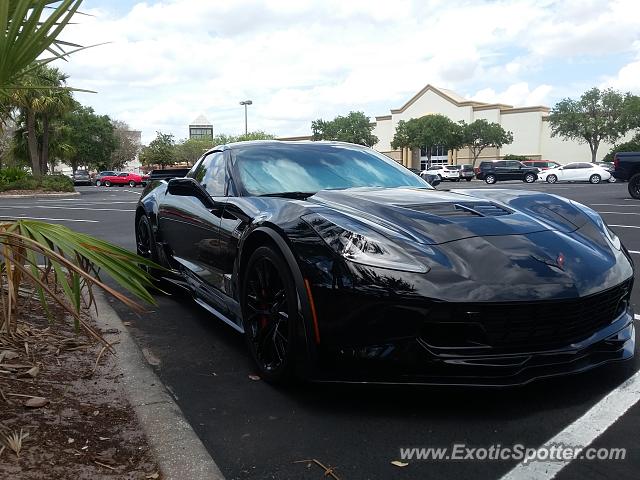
375 114 392 121
389 84 487 114
500 106 550 114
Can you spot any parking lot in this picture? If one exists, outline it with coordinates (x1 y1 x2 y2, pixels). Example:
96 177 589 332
1 181 638 480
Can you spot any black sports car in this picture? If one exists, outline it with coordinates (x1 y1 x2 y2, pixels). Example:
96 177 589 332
135 141 635 386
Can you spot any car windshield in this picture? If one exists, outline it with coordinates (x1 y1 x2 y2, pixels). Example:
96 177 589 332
234 143 431 196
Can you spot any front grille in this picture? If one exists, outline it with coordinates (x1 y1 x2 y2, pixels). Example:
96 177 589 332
421 280 632 350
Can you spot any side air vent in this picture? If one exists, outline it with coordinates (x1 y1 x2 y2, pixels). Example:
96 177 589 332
401 202 511 218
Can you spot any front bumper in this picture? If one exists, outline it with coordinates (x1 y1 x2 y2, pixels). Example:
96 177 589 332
316 309 634 386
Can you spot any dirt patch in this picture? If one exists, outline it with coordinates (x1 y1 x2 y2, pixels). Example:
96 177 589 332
0 300 161 479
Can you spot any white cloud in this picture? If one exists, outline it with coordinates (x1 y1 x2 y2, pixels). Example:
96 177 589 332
55 0 640 143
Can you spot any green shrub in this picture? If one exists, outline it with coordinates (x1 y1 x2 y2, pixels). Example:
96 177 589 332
40 174 74 192
502 154 529 161
0 166 29 183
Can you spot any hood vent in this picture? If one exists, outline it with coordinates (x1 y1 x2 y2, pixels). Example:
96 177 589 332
401 202 511 218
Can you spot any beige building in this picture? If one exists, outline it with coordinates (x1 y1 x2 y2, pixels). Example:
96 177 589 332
372 84 618 170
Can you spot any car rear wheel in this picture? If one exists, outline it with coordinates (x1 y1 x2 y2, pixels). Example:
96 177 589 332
589 174 601 184
95 180 102 187
104 180 112 187
546 175 558 184
128 180 136 187
524 173 537 183
628 173 640 199
241 246 299 384
484 174 497 184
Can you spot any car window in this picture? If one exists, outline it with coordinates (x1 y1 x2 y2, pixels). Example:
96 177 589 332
192 151 226 196
506 161 521 168
563 164 577 169
577 163 593 168
447 165 460 170
118 173 128 177
493 161 507 167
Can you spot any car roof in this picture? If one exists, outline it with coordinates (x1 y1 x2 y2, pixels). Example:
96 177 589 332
204 140 370 155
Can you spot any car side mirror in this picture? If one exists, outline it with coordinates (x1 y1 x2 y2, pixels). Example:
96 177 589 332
167 177 214 208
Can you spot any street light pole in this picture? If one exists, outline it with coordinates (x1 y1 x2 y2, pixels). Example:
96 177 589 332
239 100 252 135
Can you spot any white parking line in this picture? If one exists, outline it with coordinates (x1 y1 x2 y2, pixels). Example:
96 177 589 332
628 250 640 255
598 211 640 216
590 203 640 208
122 189 142 195
0 216 98 223
0 205 134 212
608 224 640 229
500 369 640 480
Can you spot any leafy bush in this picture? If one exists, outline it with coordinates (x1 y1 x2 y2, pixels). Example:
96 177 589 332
602 134 640 162
0 166 29 183
502 154 529 161
0 173 74 192
40 174 74 192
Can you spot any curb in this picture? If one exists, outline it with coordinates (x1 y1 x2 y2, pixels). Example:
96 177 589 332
92 292 225 480
0 191 80 199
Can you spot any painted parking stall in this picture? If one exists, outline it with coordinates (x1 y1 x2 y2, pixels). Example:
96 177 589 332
0 182 637 479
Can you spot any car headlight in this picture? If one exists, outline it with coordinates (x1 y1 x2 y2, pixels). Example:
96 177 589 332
570 201 621 250
301 212 429 273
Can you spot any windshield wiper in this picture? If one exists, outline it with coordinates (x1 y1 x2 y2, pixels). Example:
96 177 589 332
259 191 316 199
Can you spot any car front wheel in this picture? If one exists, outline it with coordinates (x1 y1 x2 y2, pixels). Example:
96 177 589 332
241 246 299 384
128 180 136 187
546 175 558 184
484 174 497 184
95 180 102 187
589 174 601 184
104 180 112 187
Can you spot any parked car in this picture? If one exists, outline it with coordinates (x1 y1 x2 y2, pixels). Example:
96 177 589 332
96 172 147 187
475 160 539 184
94 171 117 185
522 160 561 170
459 164 474 181
135 140 634 386
71 169 91 185
612 152 640 197
425 165 460 181
538 162 611 184
146 168 191 183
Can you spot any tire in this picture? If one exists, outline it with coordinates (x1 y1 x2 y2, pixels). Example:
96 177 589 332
241 246 300 384
546 175 558 184
135 214 162 279
128 180 136 187
104 180 112 187
589 174 601 184
95 180 102 187
628 173 640 199
451 178 460 182
524 173 537 183
484 174 497 184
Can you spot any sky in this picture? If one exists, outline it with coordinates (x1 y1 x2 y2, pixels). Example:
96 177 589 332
54 0 640 144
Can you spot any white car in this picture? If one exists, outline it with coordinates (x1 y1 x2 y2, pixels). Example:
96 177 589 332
424 165 460 181
538 162 611 184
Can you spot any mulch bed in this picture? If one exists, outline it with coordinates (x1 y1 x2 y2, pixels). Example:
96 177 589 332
0 296 161 479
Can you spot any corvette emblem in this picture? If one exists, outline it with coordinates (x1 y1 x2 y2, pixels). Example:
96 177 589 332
556 253 565 269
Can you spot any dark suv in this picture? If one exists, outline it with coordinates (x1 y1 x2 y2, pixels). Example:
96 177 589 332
475 160 539 184
612 152 640 198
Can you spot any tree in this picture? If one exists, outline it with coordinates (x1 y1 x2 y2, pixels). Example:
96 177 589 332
549 87 639 162
391 114 463 165
63 106 117 172
603 133 640 162
234 131 276 142
174 138 214 166
111 120 141 170
0 0 84 87
460 119 513 166
312 111 378 147
140 132 176 169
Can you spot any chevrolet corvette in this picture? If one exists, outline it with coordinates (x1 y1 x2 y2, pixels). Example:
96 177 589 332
135 141 635 385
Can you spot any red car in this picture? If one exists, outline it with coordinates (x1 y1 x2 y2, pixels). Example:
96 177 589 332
522 160 561 170
96 172 149 187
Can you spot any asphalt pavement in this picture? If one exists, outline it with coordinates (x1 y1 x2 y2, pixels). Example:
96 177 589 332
1 180 639 480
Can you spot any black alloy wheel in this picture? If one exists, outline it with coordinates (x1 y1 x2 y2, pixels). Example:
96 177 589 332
241 246 298 383
628 173 640 199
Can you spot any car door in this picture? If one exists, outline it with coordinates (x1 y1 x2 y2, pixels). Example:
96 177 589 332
560 163 579 181
505 161 523 180
576 163 595 181
115 173 128 185
158 151 230 308
493 161 509 180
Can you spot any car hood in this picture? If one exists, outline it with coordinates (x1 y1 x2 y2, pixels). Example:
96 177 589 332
307 187 591 245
